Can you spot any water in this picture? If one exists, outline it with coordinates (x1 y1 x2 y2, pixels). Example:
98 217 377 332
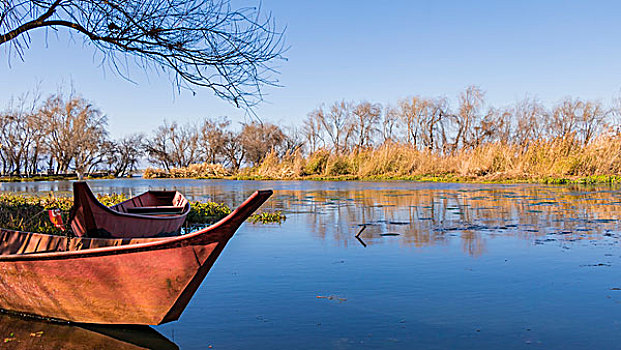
1 179 621 349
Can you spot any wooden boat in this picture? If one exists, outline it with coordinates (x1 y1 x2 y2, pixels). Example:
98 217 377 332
0 313 178 350
69 181 191 238
0 190 272 325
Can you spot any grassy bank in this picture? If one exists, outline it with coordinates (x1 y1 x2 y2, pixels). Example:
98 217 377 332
144 135 621 184
0 193 284 236
0 174 118 183
0 175 78 183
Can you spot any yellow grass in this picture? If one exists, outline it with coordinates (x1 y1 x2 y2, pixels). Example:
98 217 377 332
144 163 231 179
248 134 621 182
144 134 621 183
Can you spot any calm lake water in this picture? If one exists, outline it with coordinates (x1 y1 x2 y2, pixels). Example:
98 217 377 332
1 179 621 349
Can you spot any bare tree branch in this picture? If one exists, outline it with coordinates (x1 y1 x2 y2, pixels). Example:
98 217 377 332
1 0 286 109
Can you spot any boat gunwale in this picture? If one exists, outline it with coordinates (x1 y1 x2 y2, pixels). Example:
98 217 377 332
0 190 272 262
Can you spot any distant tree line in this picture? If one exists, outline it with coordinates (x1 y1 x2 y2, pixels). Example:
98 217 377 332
2 86 620 177
0 93 114 177
143 117 301 172
0 92 301 177
303 86 619 155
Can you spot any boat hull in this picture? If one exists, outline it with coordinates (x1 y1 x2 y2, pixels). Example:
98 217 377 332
0 190 272 325
0 241 217 324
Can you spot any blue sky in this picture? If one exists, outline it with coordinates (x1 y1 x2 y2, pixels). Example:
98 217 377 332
2 0 621 137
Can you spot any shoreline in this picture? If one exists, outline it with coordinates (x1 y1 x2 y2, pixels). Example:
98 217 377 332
2 173 621 185
4 174 619 185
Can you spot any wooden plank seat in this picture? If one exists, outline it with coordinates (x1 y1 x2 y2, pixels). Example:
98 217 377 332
125 206 186 214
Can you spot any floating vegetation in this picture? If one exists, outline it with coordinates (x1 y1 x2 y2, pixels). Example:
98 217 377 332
0 193 122 235
0 193 282 236
316 295 347 303
187 201 231 224
248 211 287 224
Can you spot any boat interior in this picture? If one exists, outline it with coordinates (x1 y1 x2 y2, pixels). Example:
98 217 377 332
0 229 163 256
111 191 189 215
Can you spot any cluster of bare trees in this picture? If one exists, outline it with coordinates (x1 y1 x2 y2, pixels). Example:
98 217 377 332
303 101 383 154
302 86 617 154
144 118 298 171
2 85 618 177
0 91 299 177
0 93 140 177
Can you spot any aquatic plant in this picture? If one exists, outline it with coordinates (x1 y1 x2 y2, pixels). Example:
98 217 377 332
186 201 232 224
0 193 124 234
248 211 286 224
0 193 283 236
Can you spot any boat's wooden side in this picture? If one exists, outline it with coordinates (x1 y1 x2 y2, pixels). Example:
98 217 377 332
69 182 191 238
0 190 272 325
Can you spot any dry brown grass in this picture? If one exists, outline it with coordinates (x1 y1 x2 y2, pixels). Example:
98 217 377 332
144 163 231 178
248 134 621 181
143 134 621 182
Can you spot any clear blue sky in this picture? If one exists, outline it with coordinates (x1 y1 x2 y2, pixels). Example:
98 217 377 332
2 0 621 137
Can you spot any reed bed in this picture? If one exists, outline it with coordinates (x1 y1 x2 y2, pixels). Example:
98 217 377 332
144 163 230 179
239 134 621 182
124 131 621 183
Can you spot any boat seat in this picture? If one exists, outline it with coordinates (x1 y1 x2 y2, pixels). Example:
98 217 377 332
126 206 186 214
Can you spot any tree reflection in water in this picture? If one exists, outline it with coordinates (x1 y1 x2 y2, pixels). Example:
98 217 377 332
266 185 621 256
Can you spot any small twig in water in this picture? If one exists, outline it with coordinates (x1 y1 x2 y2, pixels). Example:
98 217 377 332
356 224 367 238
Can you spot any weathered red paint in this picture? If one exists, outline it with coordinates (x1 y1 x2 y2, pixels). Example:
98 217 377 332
69 181 191 238
0 190 272 325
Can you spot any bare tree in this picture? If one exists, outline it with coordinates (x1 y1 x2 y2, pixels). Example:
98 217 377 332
611 93 621 132
578 100 607 145
198 116 230 164
222 130 244 171
420 97 449 151
144 124 174 171
239 121 286 166
472 107 511 146
145 121 199 169
398 96 428 147
39 94 108 177
513 97 547 147
1 0 286 108
0 92 46 176
282 124 305 154
104 134 144 177
549 97 581 142
351 101 381 151
302 112 324 153
313 101 354 153
381 105 400 144
453 86 485 150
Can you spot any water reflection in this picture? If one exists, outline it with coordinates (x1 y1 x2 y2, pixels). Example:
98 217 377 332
0 313 177 349
273 185 621 256
2 179 621 257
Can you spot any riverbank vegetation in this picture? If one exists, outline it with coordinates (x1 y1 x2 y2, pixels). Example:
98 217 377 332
2 86 621 183
143 87 621 183
0 193 284 236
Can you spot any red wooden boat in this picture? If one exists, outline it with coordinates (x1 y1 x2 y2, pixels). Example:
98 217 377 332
69 182 191 238
0 190 272 325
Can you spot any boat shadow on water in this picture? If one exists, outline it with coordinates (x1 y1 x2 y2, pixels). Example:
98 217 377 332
0 313 178 350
